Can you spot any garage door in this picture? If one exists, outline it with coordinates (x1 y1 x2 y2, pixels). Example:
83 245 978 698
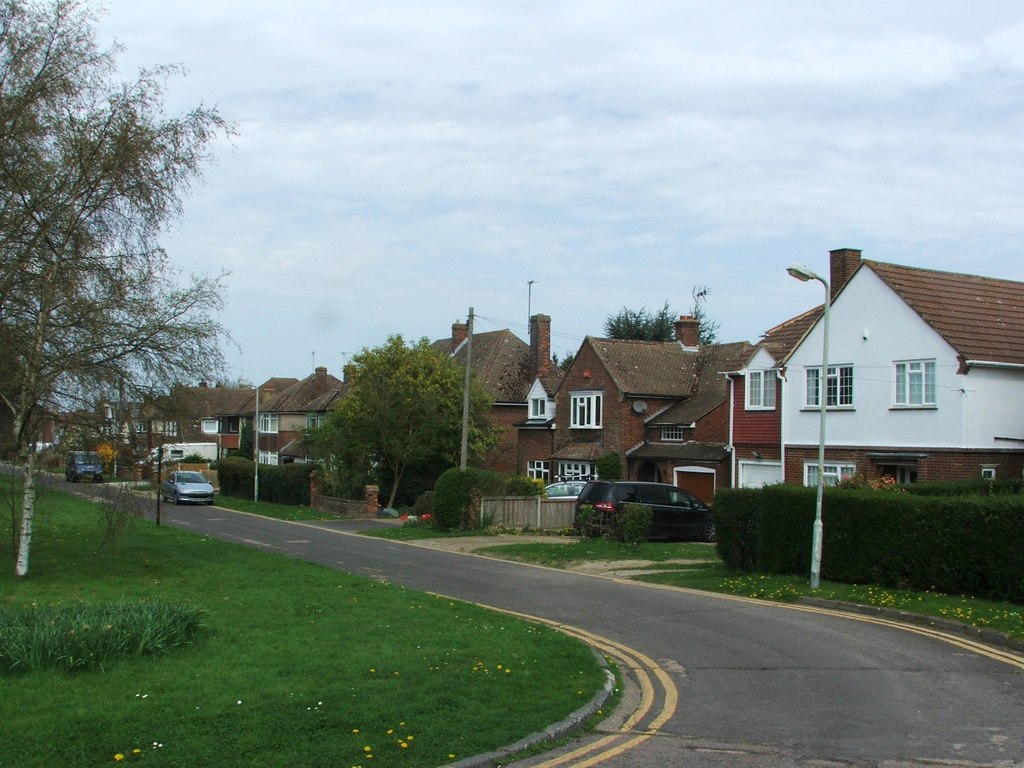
674 468 716 505
739 461 782 488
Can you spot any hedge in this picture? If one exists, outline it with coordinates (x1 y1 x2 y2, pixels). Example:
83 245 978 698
217 456 314 506
715 483 1024 602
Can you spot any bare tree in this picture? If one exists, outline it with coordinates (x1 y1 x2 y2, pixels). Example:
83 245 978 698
0 0 232 577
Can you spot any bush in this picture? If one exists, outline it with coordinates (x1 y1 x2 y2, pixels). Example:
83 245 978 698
433 467 507 531
595 452 622 481
413 490 434 518
216 456 314 505
712 487 764 570
505 474 544 497
619 502 652 545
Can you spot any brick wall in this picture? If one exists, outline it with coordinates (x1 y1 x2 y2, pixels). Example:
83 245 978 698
783 445 1024 484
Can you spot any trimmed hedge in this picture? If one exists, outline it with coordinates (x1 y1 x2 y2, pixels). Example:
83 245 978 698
432 467 508 531
715 483 1024 602
217 456 314 506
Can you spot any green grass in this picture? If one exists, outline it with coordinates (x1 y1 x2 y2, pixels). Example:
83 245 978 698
206 491 331 521
370 530 1024 641
0 479 607 768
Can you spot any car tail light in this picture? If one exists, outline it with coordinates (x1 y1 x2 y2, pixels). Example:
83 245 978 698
593 501 615 513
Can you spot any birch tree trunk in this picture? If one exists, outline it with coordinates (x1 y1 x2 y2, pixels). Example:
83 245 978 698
15 451 37 578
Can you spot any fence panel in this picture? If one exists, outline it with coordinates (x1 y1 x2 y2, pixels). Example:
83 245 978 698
481 496 576 530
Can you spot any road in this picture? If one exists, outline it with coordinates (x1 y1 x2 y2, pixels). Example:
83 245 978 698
57 479 1024 767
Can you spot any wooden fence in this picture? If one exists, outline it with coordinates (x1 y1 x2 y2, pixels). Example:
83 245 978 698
480 496 576 530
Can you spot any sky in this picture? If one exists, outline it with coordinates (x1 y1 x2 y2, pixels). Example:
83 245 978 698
94 1 1024 386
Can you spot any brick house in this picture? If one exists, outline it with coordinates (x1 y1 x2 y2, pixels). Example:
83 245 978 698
435 314 560 473
770 248 1024 486
255 367 345 464
541 317 753 503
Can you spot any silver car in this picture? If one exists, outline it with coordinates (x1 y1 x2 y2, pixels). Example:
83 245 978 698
161 471 215 505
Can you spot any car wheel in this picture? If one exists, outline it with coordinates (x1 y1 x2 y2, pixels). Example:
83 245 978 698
702 520 716 543
173 492 181 505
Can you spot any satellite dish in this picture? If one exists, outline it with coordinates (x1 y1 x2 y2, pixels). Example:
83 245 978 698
632 401 647 413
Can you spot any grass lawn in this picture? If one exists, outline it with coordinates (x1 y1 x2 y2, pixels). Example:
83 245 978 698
373 532 1024 641
0 479 608 768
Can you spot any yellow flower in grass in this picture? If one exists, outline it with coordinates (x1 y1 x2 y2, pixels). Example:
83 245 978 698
114 755 124 762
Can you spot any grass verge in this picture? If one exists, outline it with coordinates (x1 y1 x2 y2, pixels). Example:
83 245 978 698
372 530 1024 640
0 478 608 768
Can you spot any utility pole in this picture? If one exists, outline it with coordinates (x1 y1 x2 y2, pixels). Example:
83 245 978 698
460 307 474 469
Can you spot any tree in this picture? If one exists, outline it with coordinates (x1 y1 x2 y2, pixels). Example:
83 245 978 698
0 0 231 577
603 289 720 344
305 335 496 509
604 300 677 341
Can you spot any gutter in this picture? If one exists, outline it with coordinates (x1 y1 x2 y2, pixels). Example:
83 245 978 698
963 360 1024 371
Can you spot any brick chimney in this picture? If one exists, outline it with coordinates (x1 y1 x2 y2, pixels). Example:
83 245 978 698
450 321 468 352
529 314 551 379
829 248 862 301
674 315 699 347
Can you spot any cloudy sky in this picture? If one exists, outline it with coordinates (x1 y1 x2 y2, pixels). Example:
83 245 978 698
95 1 1024 385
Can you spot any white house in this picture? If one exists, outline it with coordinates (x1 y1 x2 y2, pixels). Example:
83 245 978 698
782 249 1024 486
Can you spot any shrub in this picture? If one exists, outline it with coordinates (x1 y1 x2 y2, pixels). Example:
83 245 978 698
619 502 652 545
216 456 314 505
595 452 622 481
574 504 598 537
413 490 434 518
433 467 506 531
712 487 764 570
506 474 544 497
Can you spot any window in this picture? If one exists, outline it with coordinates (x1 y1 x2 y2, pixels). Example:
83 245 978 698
201 418 219 434
258 413 279 433
558 461 595 480
894 360 936 407
570 392 602 429
258 450 279 466
133 420 147 434
805 365 853 408
156 421 178 436
529 397 547 420
221 416 240 434
527 460 549 481
981 465 997 480
746 370 776 410
661 425 686 441
306 412 326 430
804 462 856 487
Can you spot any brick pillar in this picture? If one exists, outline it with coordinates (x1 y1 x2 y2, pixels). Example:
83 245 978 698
365 485 379 518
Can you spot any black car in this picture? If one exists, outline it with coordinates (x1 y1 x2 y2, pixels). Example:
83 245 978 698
574 480 715 542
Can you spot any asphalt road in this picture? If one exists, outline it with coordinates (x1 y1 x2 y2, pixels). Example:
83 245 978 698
51 478 1024 767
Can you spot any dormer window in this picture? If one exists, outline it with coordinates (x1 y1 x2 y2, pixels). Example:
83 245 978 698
530 397 547 420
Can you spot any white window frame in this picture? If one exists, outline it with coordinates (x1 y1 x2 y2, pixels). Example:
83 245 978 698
258 450 279 466
201 418 219 435
981 465 997 480
894 359 936 407
805 365 853 408
746 370 776 410
306 412 326 430
258 412 279 434
133 419 147 433
804 461 856 487
558 461 595 480
661 425 686 441
527 460 549 481
529 397 547 420
570 391 602 429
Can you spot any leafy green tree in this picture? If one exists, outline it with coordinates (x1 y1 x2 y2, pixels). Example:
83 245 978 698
0 0 230 577
604 300 677 341
306 335 496 509
603 289 719 344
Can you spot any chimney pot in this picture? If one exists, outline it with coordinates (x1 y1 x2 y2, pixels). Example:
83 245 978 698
674 315 700 347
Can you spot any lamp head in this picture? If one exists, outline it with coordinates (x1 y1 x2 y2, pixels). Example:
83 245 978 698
787 264 815 282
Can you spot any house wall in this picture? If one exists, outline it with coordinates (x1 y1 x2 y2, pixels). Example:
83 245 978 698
784 267 1024 452
482 403 526 474
785 444 1024 484
517 427 555 477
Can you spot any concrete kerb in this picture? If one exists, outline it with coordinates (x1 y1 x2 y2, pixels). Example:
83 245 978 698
797 596 1024 652
449 650 617 768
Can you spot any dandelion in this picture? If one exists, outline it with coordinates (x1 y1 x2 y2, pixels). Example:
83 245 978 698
114 754 124 762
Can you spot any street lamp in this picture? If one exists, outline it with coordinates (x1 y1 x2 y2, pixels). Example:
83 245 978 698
787 263 830 589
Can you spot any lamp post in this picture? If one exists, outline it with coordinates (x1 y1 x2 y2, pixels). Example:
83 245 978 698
787 263 830 589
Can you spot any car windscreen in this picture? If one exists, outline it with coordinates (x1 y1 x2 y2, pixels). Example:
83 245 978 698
175 472 208 484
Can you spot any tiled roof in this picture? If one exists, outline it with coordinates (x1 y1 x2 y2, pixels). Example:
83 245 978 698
433 329 532 403
189 386 256 418
649 340 754 424
551 441 605 461
585 337 699 397
865 260 1024 366
760 305 822 364
626 441 729 461
262 369 345 414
